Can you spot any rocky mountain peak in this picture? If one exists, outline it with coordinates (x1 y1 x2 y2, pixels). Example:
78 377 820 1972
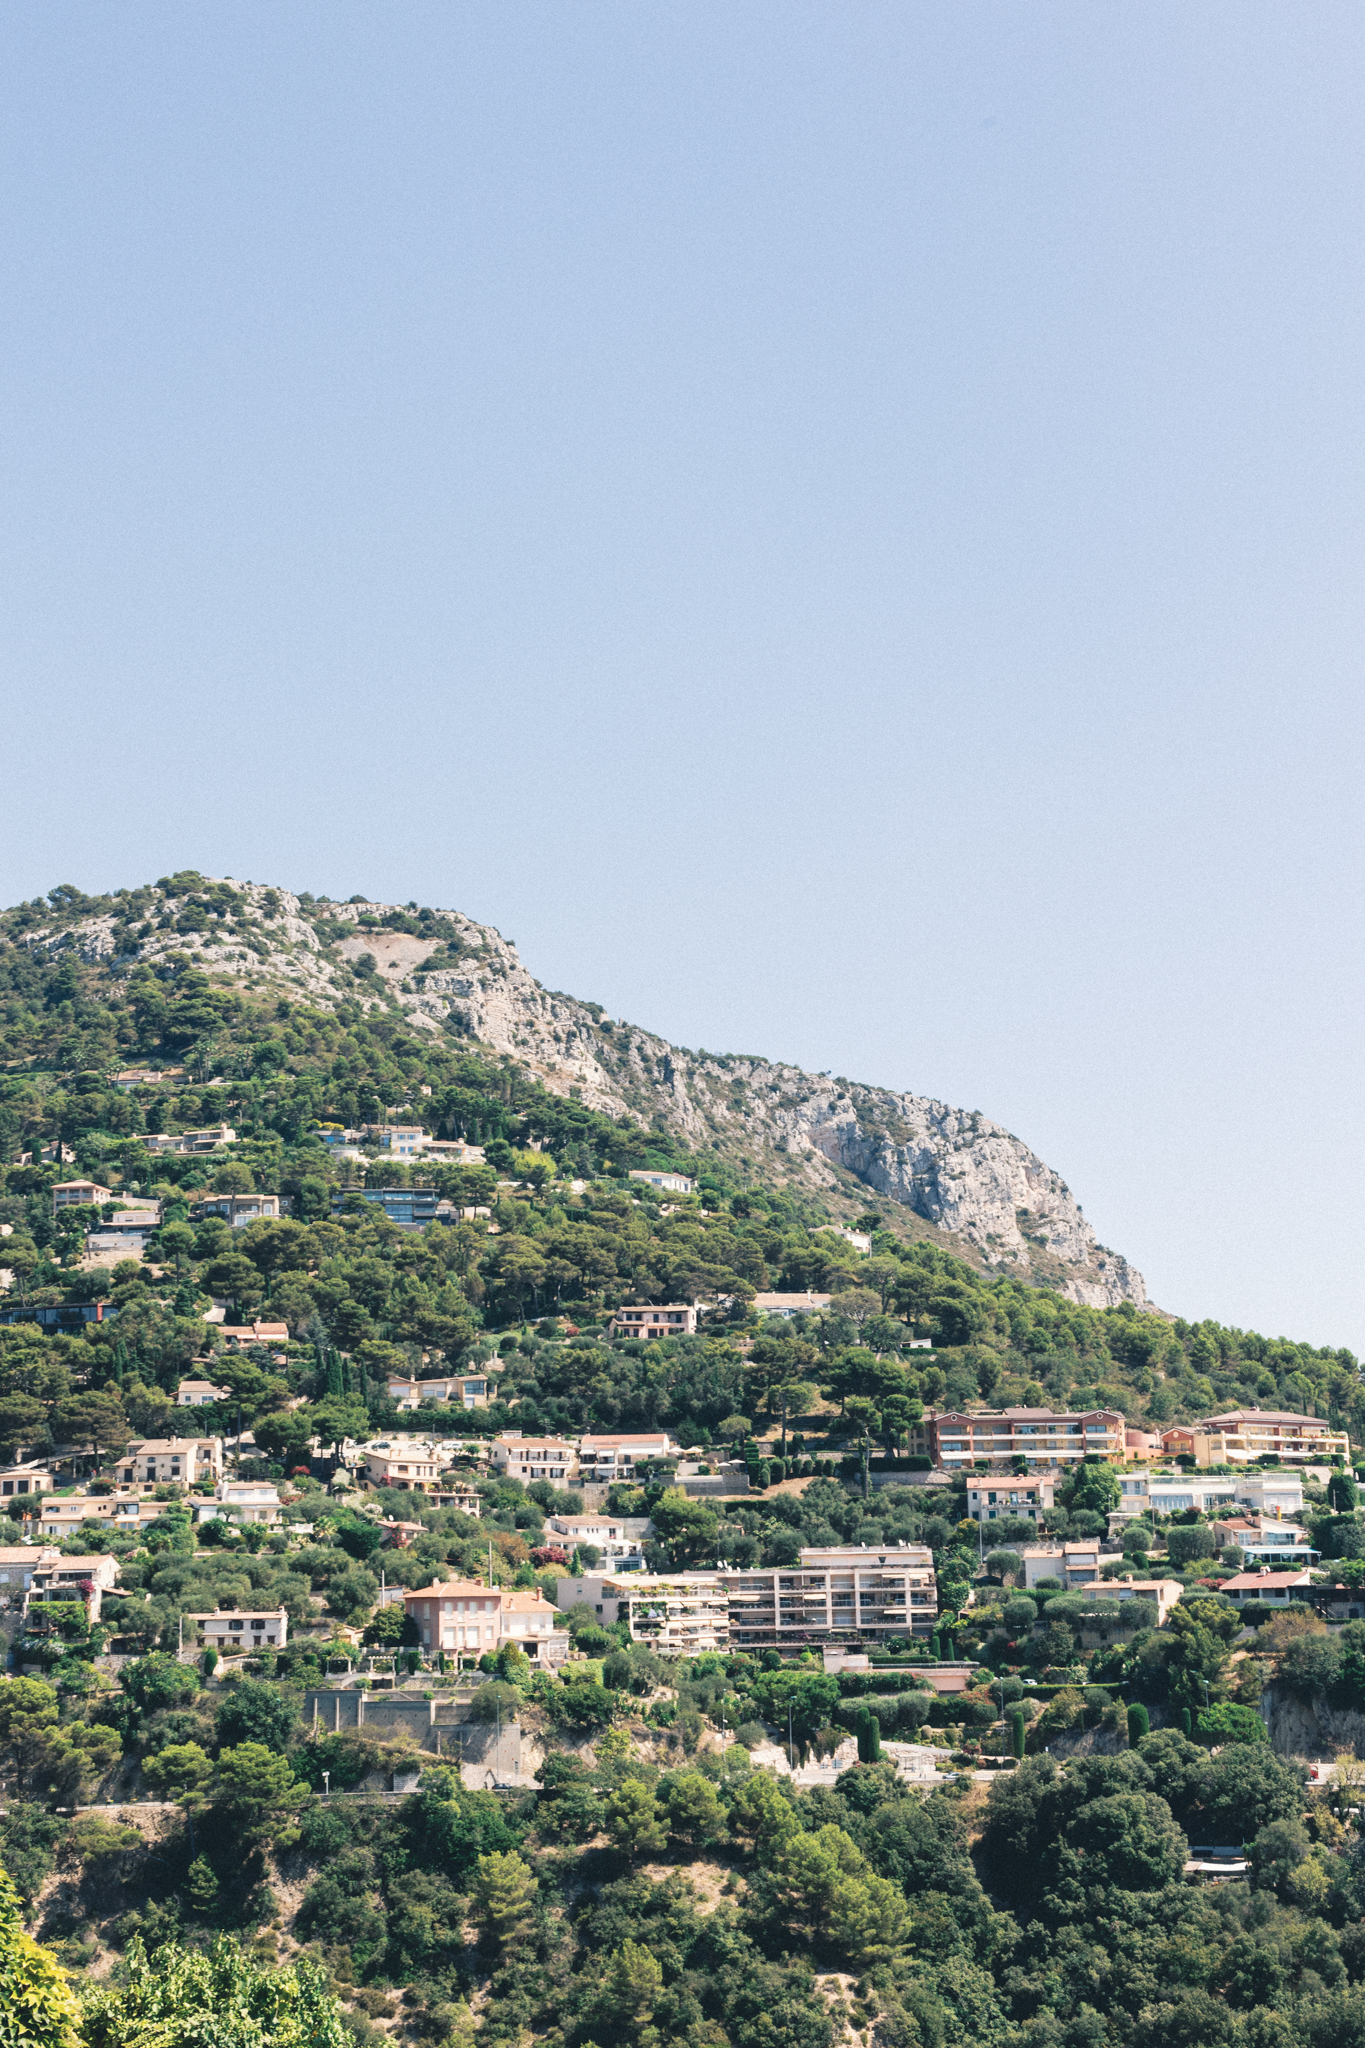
17 873 1147 1308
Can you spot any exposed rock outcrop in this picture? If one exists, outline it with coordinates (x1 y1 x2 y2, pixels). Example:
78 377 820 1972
19 878 1148 1308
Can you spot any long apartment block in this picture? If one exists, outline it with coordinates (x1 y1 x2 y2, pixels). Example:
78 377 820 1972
1113 1469 1304 1521
921 1407 1125 1468
558 1543 937 1656
726 1544 937 1650
1164 1410 1351 1467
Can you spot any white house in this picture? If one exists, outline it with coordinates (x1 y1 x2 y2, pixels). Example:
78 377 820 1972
0 1545 59 1594
491 1435 578 1483
25 1553 119 1624
0 1464 55 1501
177 1380 232 1407
1019 1543 1107 1589
609 1304 698 1339
576 1433 677 1481
111 1438 223 1487
361 1439 447 1490
208 1480 283 1527
547 1513 652 1563
497 1587 572 1663
189 1607 289 1652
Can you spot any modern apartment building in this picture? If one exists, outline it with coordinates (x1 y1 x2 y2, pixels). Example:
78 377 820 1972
599 1571 730 1655
924 1408 1125 1468
726 1544 938 1651
142 1125 237 1155
387 1374 489 1411
1113 1470 1305 1522
331 1186 442 1229
1210 1516 1317 1565
192 1193 282 1227
0 1300 116 1331
1165 1411 1351 1467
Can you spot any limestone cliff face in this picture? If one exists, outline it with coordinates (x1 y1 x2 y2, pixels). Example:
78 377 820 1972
23 878 1147 1308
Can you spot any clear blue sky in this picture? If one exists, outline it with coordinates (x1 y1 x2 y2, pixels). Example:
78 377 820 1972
3 7 1364 1350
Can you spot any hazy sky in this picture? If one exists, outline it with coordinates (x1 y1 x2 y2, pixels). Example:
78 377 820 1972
3 7 1364 1350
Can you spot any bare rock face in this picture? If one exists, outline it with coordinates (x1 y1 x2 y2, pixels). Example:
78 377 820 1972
20 878 1148 1308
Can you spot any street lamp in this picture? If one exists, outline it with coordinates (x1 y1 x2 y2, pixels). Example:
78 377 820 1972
322 1771 330 1799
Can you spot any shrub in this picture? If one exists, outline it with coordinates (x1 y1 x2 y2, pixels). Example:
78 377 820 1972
1195 1701 1268 1748
81 1933 347 2047
0 1860 82 2048
467 1682 521 1725
1166 1525 1217 1567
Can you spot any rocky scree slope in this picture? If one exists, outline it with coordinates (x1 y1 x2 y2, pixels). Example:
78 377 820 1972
22 875 1146 1308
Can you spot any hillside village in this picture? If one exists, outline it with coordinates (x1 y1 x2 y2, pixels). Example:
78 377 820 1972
4 884 1365 2044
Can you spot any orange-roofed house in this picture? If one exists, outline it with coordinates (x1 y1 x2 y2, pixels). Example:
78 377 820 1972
404 1578 503 1658
1220 1568 1315 1606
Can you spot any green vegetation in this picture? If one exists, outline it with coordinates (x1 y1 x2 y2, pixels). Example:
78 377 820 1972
0 886 1359 1468
4 881 1365 2044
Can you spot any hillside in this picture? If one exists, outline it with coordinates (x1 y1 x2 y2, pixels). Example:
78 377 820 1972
0 871 1357 1447
1 881 1365 2048
1 872 1143 1307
